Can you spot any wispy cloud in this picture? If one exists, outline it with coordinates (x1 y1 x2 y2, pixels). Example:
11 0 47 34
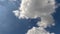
13 0 56 34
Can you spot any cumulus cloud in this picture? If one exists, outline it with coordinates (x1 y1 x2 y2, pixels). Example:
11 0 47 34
26 27 55 34
13 0 56 34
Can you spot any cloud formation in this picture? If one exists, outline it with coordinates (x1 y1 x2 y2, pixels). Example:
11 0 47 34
27 27 55 34
13 0 56 34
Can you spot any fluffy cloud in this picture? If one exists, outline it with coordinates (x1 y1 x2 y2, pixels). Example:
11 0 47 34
19 0 55 18
26 27 55 34
13 0 56 34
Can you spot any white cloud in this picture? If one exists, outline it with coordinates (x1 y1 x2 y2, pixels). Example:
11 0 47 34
19 0 55 18
13 10 20 18
26 27 55 34
13 0 56 34
37 15 55 28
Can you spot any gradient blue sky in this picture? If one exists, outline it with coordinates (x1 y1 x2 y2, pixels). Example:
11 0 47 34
0 0 60 34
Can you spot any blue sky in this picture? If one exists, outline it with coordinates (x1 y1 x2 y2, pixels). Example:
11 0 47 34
0 0 60 34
